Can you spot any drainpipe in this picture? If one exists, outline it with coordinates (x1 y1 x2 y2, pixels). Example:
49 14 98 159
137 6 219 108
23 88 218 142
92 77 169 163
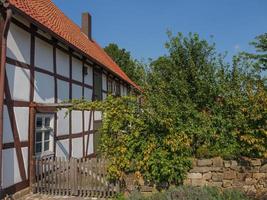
0 0 12 196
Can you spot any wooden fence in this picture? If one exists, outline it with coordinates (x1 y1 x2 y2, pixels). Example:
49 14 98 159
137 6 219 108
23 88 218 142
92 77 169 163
34 156 119 198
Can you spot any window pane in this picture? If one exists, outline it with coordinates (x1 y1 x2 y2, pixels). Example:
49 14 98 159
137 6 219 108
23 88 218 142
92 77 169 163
44 141 49 151
44 131 50 140
36 132 42 142
35 143 42 153
36 117 42 128
45 117 50 127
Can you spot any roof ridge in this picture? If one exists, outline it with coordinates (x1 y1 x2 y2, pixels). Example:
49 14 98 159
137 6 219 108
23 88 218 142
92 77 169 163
8 0 140 91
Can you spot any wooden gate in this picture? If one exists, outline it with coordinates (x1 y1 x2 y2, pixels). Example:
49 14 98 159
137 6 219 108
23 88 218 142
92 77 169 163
34 156 119 198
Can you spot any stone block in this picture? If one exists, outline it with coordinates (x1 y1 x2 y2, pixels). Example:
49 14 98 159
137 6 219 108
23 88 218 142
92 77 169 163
188 173 202 179
249 167 260 173
212 173 223 182
223 180 232 188
190 167 210 173
191 178 206 186
198 159 212 166
253 173 265 180
213 157 223 167
223 170 236 180
232 179 244 187
230 160 238 167
224 161 231 168
209 181 223 187
250 159 261 166
203 172 212 180
245 177 257 185
260 164 267 173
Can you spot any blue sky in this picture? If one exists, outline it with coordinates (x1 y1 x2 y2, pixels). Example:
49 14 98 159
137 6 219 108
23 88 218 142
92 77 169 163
53 0 267 63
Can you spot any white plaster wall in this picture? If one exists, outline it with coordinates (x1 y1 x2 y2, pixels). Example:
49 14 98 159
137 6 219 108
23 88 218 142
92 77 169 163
3 105 13 143
94 111 102 121
57 109 69 136
84 111 93 131
34 72 55 103
56 139 69 158
72 138 83 158
57 79 69 102
71 111 82 134
2 148 21 189
56 49 69 78
72 84 82 99
35 37 53 72
102 92 107 100
7 23 31 64
102 74 107 91
14 107 29 141
6 64 30 101
84 64 93 86
84 88 92 100
72 57 83 82
22 147 28 179
84 134 94 155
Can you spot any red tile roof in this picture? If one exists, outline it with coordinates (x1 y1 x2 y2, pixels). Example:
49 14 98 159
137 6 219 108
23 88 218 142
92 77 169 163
8 0 139 90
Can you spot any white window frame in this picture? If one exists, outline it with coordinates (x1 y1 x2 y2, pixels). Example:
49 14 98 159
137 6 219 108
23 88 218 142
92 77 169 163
35 113 54 158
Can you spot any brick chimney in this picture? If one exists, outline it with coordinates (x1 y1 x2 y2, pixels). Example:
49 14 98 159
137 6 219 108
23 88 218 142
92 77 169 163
81 12 92 40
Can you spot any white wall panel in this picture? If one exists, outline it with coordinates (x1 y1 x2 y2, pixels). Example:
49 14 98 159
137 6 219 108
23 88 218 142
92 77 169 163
84 64 93 86
7 23 31 64
72 84 82 99
14 107 29 141
84 88 92 101
57 80 69 102
120 84 124 96
72 111 82 134
56 49 69 78
85 134 94 155
2 148 21 189
34 72 55 103
6 64 30 101
22 147 28 179
94 111 102 121
72 57 83 82
56 139 69 158
3 105 13 143
35 37 53 72
84 111 93 131
102 74 107 91
72 138 83 158
102 92 107 100
57 109 69 136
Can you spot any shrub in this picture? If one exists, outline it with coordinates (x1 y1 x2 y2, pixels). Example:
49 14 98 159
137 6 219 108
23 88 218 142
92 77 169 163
115 186 251 200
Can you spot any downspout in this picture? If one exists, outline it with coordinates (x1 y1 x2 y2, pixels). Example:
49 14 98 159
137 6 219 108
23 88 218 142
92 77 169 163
0 0 12 195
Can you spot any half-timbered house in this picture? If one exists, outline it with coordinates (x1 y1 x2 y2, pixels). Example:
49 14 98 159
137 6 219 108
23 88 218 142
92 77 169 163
0 0 139 197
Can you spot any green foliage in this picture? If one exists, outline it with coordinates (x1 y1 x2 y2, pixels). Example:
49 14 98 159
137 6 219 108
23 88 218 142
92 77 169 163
70 32 267 186
104 43 146 86
242 33 267 71
114 186 250 200
70 95 191 184
145 32 267 159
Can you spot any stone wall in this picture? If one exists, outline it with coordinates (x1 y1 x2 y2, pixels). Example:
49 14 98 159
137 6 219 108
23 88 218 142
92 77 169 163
184 157 267 198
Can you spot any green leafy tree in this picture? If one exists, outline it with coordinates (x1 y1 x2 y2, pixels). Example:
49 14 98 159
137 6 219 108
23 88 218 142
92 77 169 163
104 43 146 86
69 32 267 187
243 33 267 71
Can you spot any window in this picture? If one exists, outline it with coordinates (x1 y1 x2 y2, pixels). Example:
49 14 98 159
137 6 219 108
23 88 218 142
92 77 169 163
35 114 54 156
115 81 120 96
107 78 113 94
93 69 102 100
